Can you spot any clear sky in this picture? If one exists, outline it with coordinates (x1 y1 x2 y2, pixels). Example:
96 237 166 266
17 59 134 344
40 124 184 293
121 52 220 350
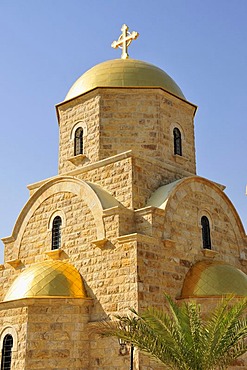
0 0 247 263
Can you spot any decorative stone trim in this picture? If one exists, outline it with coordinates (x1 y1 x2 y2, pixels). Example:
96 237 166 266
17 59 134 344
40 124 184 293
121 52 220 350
0 297 93 310
45 249 62 260
92 239 108 249
117 233 157 244
0 326 18 351
67 154 87 165
1 236 15 244
28 150 195 191
135 206 165 217
14 176 107 249
213 182 226 191
0 264 4 271
201 249 219 258
70 121 88 139
48 210 66 231
173 154 188 164
162 239 176 248
7 259 22 268
239 258 247 266
103 206 123 216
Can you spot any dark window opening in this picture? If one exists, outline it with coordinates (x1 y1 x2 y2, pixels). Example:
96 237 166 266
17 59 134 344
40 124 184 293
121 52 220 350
74 127 84 156
201 216 211 249
173 128 182 156
1 334 13 370
52 216 62 250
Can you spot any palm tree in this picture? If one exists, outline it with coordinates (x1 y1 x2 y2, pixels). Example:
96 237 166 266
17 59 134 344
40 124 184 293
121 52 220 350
97 294 247 370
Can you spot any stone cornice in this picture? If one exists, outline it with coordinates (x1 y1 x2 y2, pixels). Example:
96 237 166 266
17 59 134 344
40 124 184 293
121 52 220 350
201 249 219 258
103 206 133 216
6 259 22 268
134 206 166 217
117 233 158 245
55 86 197 120
0 297 93 310
27 151 133 191
27 150 196 193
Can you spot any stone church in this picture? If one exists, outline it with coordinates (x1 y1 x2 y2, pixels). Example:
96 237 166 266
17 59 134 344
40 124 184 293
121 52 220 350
0 25 247 369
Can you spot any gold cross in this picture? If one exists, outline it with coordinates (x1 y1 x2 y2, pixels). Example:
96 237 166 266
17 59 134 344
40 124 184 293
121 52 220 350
111 24 139 59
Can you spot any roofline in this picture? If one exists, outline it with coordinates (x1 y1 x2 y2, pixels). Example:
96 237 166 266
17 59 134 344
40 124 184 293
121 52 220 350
55 86 198 125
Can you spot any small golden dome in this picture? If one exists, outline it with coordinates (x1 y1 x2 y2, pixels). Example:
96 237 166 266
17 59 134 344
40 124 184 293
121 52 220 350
180 260 247 298
4 260 87 301
65 59 185 101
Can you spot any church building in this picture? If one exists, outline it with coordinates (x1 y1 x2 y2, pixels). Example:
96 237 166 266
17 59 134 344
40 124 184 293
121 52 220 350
1 25 247 369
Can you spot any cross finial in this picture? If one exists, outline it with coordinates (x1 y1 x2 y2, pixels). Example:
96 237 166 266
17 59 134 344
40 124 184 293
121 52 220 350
111 24 139 59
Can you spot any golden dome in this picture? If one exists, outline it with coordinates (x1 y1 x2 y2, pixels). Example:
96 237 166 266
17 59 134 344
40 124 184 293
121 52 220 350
65 59 185 101
4 260 87 301
180 260 247 298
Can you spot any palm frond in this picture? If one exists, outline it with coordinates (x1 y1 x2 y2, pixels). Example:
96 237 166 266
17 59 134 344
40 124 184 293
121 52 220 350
202 296 247 369
95 294 247 370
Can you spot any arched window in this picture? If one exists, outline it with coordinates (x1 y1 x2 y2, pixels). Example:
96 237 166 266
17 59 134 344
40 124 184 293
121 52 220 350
52 216 62 250
1 334 13 370
74 127 84 156
173 128 182 156
201 216 211 249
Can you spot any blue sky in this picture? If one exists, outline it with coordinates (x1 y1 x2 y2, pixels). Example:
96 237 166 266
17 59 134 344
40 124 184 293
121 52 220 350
0 0 247 263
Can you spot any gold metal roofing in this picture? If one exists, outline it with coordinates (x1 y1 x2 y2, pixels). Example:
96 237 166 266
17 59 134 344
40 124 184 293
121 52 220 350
4 260 87 301
65 58 185 101
180 260 247 298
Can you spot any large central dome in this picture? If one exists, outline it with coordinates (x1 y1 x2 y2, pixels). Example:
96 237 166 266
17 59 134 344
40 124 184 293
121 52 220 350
65 59 185 101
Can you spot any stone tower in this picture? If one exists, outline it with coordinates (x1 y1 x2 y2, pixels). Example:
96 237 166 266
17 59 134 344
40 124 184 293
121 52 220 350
0 25 247 369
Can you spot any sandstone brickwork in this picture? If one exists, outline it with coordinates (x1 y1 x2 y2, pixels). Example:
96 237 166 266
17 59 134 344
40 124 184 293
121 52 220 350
1 66 246 369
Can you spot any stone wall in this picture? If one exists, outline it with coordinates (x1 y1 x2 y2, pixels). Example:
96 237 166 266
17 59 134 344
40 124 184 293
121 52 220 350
160 178 247 270
57 93 101 174
76 155 134 209
57 88 196 178
25 298 91 369
0 303 27 369
98 89 196 173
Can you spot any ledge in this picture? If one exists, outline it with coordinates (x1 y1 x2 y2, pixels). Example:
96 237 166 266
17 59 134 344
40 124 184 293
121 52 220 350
103 206 129 216
201 249 219 258
45 249 62 260
117 233 157 245
67 154 87 165
135 206 166 217
7 259 22 268
92 239 108 249
162 239 176 248
173 154 188 164
239 258 247 266
27 150 133 191
28 150 196 191
0 297 93 310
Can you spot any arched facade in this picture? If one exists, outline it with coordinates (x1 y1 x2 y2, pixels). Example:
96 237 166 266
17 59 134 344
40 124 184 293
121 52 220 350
0 327 18 370
147 176 246 266
3 176 120 263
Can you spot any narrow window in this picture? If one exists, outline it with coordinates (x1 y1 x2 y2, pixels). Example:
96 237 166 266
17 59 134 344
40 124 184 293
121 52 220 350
201 216 211 249
173 128 182 156
52 216 62 250
74 127 84 156
1 335 13 370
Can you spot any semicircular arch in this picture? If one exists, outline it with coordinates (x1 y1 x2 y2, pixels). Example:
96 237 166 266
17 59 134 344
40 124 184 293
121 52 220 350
149 176 246 248
0 326 18 352
10 176 112 257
